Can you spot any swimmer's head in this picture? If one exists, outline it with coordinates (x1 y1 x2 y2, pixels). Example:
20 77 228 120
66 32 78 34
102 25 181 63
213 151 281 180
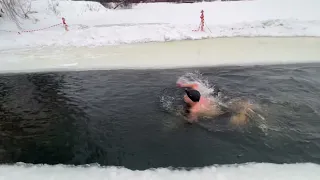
184 89 201 103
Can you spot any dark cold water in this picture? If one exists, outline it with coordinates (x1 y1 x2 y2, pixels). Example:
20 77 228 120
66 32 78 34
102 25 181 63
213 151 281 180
0 63 320 170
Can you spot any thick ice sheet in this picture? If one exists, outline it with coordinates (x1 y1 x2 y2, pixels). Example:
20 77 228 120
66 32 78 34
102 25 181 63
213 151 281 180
1 37 320 73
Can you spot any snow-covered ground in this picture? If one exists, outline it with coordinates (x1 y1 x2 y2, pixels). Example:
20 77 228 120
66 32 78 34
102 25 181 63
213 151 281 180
0 162 320 180
1 0 320 50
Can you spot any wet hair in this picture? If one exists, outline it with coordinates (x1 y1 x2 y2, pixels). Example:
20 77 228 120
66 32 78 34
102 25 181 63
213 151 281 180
185 89 201 102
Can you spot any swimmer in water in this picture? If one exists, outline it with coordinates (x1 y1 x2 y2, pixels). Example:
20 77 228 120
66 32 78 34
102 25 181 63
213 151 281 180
177 82 256 125
177 82 223 122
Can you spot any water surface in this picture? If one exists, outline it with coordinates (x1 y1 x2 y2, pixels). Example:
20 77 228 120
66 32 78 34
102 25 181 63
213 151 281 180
0 63 320 170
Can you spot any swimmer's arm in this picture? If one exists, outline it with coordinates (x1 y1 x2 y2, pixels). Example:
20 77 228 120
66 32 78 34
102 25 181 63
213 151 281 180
178 83 199 89
188 113 198 123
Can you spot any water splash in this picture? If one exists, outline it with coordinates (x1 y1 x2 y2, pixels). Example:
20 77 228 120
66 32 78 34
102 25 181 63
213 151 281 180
176 71 217 98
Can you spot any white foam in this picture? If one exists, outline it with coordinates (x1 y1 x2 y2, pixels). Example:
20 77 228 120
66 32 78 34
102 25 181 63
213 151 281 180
0 162 319 180
177 71 215 97
0 0 320 50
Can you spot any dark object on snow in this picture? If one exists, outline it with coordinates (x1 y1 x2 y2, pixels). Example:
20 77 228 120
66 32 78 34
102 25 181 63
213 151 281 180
0 8 4 17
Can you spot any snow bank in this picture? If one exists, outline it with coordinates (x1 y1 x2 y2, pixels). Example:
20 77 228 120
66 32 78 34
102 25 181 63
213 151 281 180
0 0 320 50
0 162 319 180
